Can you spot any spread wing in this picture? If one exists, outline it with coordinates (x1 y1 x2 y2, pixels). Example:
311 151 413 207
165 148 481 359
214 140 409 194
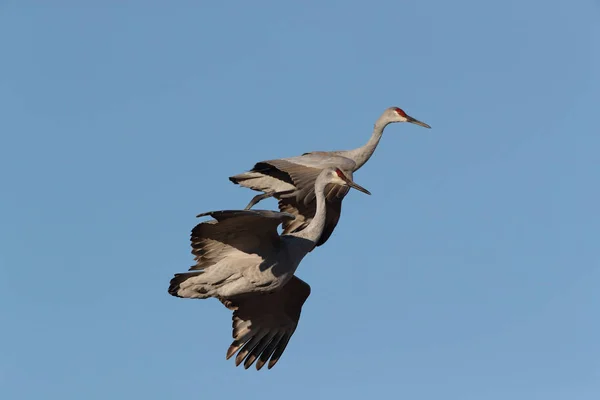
190 209 295 269
168 210 295 298
221 275 311 370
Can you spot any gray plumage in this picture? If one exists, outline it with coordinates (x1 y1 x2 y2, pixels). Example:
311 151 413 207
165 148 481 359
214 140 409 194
229 106 431 247
168 167 370 370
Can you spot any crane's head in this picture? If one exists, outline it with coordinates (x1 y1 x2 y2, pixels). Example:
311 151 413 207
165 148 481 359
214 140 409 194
327 168 371 195
383 107 431 129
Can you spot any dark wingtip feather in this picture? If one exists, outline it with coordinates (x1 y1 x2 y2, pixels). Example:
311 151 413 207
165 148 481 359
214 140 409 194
256 360 266 371
168 274 185 297
235 353 245 367
226 345 237 360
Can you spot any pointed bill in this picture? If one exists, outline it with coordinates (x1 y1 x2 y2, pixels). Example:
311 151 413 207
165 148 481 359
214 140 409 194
406 115 431 129
340 175 371 195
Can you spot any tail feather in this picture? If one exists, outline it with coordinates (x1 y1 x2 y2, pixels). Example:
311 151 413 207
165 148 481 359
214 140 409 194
228 171 267 187
168 271 204 298
229 162 294 187
228 173 254 185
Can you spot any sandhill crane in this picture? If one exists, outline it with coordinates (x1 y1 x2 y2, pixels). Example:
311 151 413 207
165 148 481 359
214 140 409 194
168 167 370 370
229 106 430 247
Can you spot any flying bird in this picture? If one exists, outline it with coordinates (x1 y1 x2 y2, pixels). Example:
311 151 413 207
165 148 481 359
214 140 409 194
169 167 371 370
229 106 430 247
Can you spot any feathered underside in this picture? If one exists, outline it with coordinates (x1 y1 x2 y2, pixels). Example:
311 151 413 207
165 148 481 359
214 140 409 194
168 209 295 299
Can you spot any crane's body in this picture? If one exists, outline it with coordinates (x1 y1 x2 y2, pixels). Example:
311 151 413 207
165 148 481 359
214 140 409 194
229 106 431 247
168 167 370 370
171 220 314 299
232 153 356 199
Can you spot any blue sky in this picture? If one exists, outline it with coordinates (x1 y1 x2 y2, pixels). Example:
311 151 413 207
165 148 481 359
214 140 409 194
1 1 599 399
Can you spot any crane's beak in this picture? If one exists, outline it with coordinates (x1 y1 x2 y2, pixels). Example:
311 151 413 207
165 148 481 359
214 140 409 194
406 115 431 129
343 177 371 195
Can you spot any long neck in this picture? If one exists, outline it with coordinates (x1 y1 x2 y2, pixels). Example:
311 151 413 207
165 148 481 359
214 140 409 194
290 180 328 244
341 122 387 171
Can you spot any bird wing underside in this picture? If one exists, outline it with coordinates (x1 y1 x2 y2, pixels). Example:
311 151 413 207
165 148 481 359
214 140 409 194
221 275 311 370
188 210 295 272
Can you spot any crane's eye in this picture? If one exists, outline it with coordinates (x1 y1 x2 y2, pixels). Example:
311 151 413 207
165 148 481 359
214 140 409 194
394 107 407 118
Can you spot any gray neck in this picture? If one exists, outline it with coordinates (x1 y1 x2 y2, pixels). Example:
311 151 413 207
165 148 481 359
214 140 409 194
339 122 387 171
290 179 328 245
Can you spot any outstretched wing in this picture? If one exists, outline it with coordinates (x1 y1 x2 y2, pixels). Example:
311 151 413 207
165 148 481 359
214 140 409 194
168 210 295 298
190 209 295 270
222 275 311 370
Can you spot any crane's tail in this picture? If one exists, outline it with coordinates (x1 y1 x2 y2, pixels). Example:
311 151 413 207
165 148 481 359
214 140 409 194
229 162 295 193
228 171 265 187
168 271 211 299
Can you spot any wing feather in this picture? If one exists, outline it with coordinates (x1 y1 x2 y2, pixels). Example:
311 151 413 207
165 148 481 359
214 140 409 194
223 276 311 370
168 210 295 298
190 209 294 270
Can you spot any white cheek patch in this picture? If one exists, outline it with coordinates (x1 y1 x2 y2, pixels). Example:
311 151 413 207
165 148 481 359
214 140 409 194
333 173 345 183
334 175 347 185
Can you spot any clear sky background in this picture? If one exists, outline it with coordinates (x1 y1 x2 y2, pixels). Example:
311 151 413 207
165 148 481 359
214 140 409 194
1 1 599 399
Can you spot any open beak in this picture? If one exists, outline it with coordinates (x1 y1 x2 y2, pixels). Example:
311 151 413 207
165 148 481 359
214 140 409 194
341 176 371 195
406 115 431 129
